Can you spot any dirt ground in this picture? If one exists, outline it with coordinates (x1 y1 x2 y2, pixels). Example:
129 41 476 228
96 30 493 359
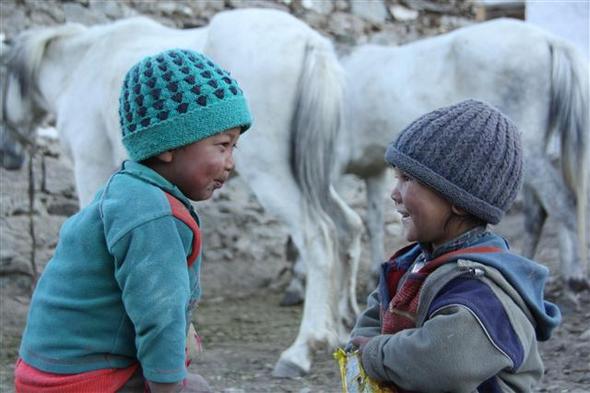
1 185 589 392
193 286 590 393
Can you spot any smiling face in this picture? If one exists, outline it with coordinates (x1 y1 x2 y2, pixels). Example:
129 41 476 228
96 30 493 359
156 127 240 201
390 168 459 248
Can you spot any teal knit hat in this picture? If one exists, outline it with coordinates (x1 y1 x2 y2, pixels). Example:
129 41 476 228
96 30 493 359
119 49 252 161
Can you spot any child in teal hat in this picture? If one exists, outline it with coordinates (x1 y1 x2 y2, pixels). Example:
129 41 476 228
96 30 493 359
15 49 252 393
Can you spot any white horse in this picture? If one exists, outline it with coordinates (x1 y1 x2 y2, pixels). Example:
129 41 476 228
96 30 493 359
1 9 364 377
338 18 589 290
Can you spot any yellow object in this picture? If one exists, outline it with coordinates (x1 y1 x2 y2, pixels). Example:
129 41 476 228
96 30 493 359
334 348 395 393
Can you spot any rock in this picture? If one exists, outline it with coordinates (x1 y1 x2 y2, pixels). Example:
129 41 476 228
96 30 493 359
333 0 349 12
89 0 137 19
1 216 33 258
32 214 66 249
0 295 30 331
389 4 419 21
350 0 389 24
0 6 29 37
0 167 30 216
227 0 289 13
235 236 253 254
0 217 35 296
326 11 368 44
206 232 223 249
302 0 334 15
28 1 65 26
368 25 407 45
42 155 77 197
63 2 109 24
438 15 475 31
45 198 79 217
402 0 461 15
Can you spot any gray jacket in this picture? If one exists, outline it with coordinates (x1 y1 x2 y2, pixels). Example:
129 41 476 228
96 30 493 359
350 227 562 393
352 260 545 392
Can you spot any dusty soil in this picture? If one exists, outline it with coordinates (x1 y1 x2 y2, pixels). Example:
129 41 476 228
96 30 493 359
192 283 590 392
1 178 589 392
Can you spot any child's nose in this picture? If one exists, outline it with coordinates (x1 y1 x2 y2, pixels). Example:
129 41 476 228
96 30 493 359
225 152 235 171
390 186 401 204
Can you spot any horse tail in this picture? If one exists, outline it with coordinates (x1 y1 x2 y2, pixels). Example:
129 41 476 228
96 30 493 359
5 23 85 103
547 38 589 269
290 37 344 258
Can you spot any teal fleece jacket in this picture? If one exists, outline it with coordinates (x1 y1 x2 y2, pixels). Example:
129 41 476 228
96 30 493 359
19 161 201 383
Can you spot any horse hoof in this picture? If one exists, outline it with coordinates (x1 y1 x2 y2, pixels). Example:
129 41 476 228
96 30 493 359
280 290 304 307
272 359 307 378
567 277 590 292
1 152 25 170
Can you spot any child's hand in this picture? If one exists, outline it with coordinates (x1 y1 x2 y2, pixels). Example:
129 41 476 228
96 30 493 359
350 336 371 353
147 373 211 393
183 372 212 393
147 381 184 393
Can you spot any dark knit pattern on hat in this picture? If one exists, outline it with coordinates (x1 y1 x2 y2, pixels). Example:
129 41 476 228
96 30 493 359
385 99 523 224
119 49 252 161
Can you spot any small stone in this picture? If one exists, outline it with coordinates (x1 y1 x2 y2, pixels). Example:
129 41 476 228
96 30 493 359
389 4 419 22
580 328 590 340
350 0 388 24
301 0 333 15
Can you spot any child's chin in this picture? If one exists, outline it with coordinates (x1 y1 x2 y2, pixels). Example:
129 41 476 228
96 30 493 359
190 190 213 201
403 231 416 243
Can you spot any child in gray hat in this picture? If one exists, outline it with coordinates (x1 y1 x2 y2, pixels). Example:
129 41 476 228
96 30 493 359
15 48 252 393
348 99 561 392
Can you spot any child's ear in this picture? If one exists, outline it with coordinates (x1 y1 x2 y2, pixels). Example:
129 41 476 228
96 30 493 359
155 151 174 163
451 205 469 216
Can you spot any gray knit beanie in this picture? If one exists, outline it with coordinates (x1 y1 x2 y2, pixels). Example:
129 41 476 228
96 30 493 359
385 99 523 224
119 48 252 161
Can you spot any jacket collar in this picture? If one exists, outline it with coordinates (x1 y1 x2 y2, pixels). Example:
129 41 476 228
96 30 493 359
420 226 489 261
119 160 192 208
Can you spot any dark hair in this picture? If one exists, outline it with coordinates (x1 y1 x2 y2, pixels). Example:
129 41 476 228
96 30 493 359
443 210 487 233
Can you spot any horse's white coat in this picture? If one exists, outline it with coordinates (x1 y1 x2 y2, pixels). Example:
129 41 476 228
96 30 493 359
339 18 589 287
2 9 364 377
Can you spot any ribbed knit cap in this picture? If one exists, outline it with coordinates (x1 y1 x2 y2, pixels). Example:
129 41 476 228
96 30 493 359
119 49 252 161
385 99 523 224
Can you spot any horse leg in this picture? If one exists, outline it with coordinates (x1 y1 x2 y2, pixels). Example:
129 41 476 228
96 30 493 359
233 166 341 377
279 243 305 306
521 183 547 259
329 186 363 332
281 192 362 332
272 204 341 377
0 126 26 170
524 157 589 290
365 171 387 289
280 188 363 333
273 187 362 377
